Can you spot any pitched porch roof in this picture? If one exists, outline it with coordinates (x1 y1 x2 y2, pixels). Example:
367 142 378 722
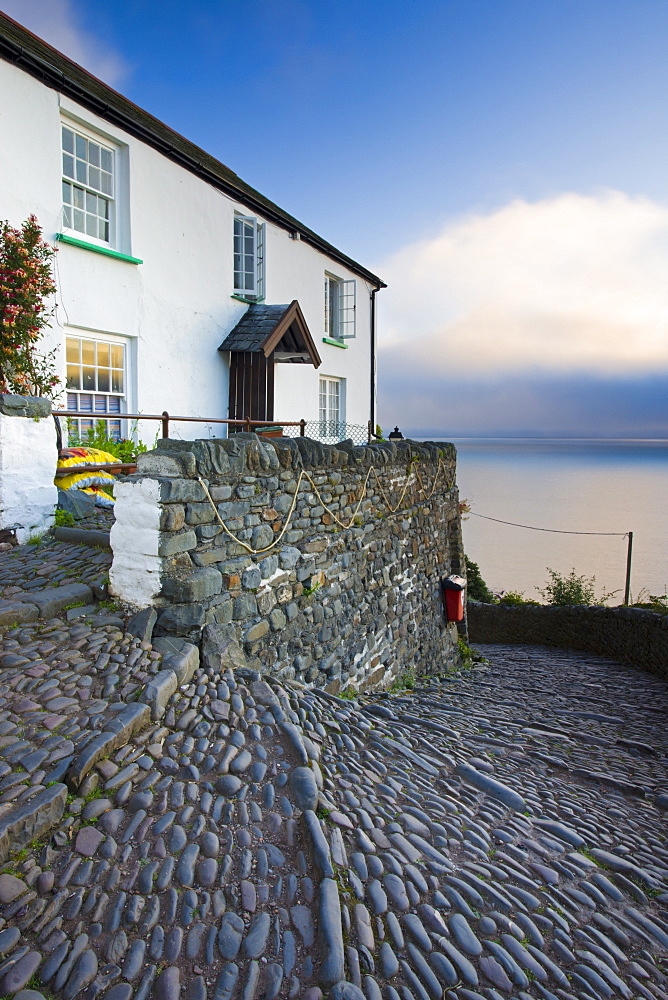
218 301 321 366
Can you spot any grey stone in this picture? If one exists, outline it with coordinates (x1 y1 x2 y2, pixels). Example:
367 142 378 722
218 913 244 960
0 393 51 417
29 583 93 618
290 904 314 946
242 912 271 958
0 951 43 995
0 783 67 862
177 844 199 886
126 607 158 642
290 766 318 811
319 880 345 986
216 775 242 797
0 601 39 625
454 761 526 811
155 965 180 1000
0 873 27 902
449 913 483 955
62 949 98 1000
213 963 239 1000
329 983 366 1000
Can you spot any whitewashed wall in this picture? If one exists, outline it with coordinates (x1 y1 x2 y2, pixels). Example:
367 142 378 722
0 58 376 444
0 403 57 543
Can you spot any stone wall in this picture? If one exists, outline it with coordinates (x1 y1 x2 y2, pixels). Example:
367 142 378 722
110 434 465 692
468 601 668 679
0 394 57 544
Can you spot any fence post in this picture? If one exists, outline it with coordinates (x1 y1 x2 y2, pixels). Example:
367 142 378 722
161 411 169 438
368 420 372 443
244 417 251 433
624 531 633 605
300 419 306 437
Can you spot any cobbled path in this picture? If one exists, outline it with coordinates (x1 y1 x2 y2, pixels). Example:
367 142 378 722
0 546 665 1000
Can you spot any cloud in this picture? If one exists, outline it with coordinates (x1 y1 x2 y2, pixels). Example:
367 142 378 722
2 0 129 86
378 372 668 439
376 191 668 379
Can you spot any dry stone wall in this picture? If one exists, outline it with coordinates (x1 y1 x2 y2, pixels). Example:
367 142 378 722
110 434 464 692
468 600 668 678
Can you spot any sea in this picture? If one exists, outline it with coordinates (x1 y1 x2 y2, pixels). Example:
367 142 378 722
440 439 667 603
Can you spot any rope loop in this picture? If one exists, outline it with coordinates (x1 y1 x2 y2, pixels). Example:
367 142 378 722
196 458 450 556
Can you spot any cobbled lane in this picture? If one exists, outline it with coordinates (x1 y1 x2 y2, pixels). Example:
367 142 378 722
0 541 665 1000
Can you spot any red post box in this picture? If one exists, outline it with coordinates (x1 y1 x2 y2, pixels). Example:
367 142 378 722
442 574 466 622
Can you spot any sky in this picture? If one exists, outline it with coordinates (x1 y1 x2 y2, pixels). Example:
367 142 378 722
3 0 668 437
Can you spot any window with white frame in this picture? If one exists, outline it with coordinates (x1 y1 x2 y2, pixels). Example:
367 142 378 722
233 214 265 299
319 376 346 440
324 273 356 340
62 123 116 245
65 335 126 442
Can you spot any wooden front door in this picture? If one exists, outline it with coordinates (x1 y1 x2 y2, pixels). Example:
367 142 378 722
228 350 275 425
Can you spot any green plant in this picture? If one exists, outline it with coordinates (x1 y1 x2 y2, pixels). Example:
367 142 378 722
457 637 474 667
26 532 45 546
537 567 618 607
465 556 494 603
338 687 356 700
0 215 60 397
631 588 668 613
497 590 537 607
303 581 321 597
63 600 85 611
54 508 75 527
390 668 416 691
66 417 149 461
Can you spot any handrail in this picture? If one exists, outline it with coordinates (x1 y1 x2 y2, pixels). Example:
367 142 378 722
55 462 137 476
54 410 307 438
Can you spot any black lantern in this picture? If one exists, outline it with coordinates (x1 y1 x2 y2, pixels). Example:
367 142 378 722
388 426 404 441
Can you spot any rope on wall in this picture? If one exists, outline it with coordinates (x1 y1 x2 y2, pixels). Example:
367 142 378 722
196 458 451 556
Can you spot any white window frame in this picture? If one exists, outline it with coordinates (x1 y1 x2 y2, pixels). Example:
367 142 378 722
324 273 356 340
61 119 119 249
234 214 265 300
319 376 346 440
65 332 128 443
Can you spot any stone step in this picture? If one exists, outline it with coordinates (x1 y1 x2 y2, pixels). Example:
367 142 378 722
53 526 111 549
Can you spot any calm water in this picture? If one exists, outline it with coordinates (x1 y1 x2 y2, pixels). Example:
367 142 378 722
446 439 668 602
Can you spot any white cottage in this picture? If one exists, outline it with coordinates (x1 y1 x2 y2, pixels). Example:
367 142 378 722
0 13 385 446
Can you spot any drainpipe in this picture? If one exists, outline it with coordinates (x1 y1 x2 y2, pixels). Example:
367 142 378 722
370 285 380 433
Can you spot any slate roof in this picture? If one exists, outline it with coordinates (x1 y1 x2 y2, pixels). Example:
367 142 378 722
0 12 385 290
220 305 290 353
219 301 321 367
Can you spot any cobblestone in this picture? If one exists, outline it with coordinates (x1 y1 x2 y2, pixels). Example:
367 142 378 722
0 533 666 1000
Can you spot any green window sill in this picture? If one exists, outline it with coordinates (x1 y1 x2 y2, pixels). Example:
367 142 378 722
322 337 348 349
56 233 142 264
231 293 265 304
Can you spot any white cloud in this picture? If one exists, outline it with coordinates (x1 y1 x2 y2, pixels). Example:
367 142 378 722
2 0 129 86
376 191 668 377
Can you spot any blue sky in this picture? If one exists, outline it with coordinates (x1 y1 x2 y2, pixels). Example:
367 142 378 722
4 0 668 436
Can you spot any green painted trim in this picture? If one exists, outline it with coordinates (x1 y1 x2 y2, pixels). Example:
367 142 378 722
56 232 142 264
322 337 348 349
231 293 265 304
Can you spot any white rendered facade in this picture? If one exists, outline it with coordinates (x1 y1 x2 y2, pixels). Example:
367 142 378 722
0 18 383 445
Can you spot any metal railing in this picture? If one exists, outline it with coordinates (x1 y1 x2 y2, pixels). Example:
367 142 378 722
53 411 381 477
54 410 308 439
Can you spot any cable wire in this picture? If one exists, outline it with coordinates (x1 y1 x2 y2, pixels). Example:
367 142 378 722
468 511 628 537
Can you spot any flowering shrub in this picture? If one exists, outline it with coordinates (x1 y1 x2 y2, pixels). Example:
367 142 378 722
0 215 60 398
